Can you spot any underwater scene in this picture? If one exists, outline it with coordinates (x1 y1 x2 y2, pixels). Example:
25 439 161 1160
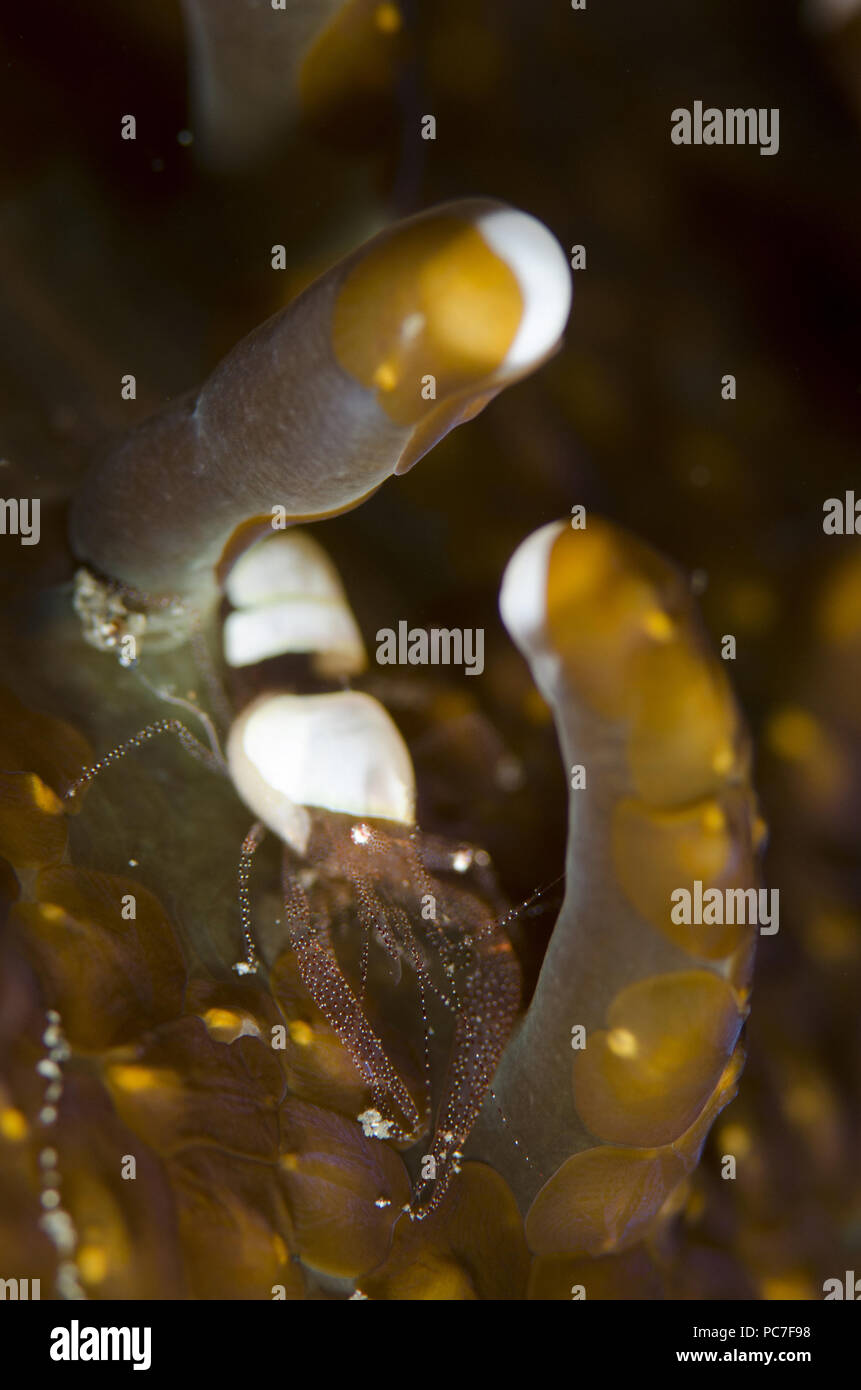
0 0 859 1310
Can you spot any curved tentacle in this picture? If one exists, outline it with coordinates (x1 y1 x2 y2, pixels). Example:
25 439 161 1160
68 200 571 608
469 516 764 1261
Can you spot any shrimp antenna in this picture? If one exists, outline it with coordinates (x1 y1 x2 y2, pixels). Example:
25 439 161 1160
133 668 227 773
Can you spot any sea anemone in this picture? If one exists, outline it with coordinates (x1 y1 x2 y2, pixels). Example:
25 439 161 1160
0 0 858 1304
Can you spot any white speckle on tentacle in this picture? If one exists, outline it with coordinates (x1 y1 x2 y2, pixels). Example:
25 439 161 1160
33 1011 87 1299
